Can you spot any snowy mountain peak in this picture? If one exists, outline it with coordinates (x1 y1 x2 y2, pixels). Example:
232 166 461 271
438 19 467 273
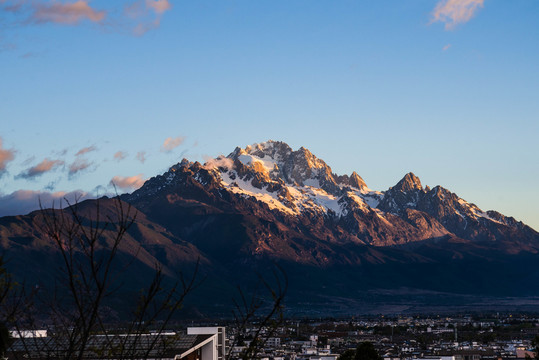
231 140 292 163
124 141 538 249
336 171 368 190
394 172 423 192
228 141 338 191
200 141 379 217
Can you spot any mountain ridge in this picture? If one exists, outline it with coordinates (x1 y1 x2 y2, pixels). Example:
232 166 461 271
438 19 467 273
2 140 539 316
126 140 537 250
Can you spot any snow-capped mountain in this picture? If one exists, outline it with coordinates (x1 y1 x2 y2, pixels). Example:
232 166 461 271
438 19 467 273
2 140 539 315
126 140 537 252
222 141 380 217
131 140 378 218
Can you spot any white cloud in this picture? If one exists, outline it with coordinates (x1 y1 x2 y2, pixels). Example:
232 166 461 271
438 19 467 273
431 0 484 30
109 174 146 191
203 155 234 170
161 136 185 152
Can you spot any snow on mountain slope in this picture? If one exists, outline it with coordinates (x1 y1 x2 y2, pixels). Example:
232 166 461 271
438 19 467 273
214 140 383 217
163 140 513 232
125 140 537 248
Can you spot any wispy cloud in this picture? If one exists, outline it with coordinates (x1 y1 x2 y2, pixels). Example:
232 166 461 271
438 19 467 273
203 155 234 170
136 151 146 163
54 148 68 156
431 0 484 30
161 136 185 152
0 0 25 14
20 51 39 58
0 41 17 53
16 158 64 179
1 0 106 24
1 0 173 44
0 189 92 217
145 0 171 14
443 44 452 51
31 0 106 25
114 151 127 161
68 158 92 177
21 156 36 166
75 145 97 156
109 174 146 191
0 137 16 175
125 0 172 36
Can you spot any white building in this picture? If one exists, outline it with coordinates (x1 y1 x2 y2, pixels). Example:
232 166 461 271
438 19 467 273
175 327 226 360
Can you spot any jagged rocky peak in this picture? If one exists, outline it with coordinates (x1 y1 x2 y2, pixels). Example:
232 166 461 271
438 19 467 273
337 171 368 190
228 140 337 189
245 140 292 161
283 146 332 185
179 158 192 167
229 140 292 163
350 172 367 189
223 140 376 196
393 172 423 192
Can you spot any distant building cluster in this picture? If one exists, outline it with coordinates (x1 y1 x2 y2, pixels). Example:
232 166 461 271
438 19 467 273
6 314 539 360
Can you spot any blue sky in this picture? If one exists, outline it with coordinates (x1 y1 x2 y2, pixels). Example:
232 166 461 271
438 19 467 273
1 0 538 230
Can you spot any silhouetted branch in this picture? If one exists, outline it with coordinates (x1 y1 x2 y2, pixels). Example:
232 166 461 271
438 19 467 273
6 195 198 360
229 263 287 360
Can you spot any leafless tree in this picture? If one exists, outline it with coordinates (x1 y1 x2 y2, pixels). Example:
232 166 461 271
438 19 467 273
228 265 287 360
4 195 199 360
0 257 15 356
1 194 289 360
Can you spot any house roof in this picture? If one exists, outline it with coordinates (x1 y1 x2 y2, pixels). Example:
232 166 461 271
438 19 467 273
8 333 213 359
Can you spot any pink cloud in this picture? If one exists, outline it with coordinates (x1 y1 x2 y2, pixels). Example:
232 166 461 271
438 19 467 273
0 137 15 173
114 151 127 161
75 145 97 156
31 0 106 25
124 0 172 36
431 0 484 30
17 158 64 179
132 18 160 36
0 189 92 217
145 0 171 15
443 44 452 51
109 174 146 191
124 0 145 18
161 136 185 152
136 151 146 163
68 158 92 176
3 1 172 36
